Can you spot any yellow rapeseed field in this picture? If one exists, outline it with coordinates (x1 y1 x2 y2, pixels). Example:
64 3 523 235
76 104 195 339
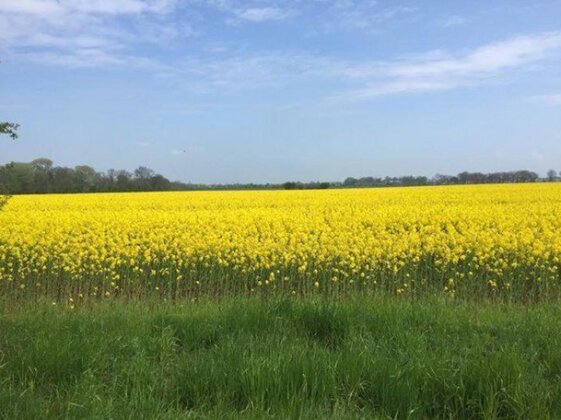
1 183 561 300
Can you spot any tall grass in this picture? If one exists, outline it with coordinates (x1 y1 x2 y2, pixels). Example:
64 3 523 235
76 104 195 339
2 297 561 419
2 258 560 303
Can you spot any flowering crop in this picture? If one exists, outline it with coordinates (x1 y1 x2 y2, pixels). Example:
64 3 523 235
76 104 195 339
1 184 561 301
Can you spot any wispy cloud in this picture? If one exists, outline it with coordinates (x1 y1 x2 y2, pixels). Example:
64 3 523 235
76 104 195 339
236 7 293 22
528 93 561 106
0 0 174 16
440 16 467 28
327 2 418 32
161 53 340 92
158 31 561 100
0 0 184 67
340 32 561 99
2 1 561 103
198 0 418 33
196 0 294 24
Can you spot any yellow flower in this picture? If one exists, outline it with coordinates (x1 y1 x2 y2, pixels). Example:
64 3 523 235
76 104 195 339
0 183 559 299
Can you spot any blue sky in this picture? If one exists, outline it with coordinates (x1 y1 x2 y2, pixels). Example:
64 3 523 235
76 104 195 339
1 0 561 183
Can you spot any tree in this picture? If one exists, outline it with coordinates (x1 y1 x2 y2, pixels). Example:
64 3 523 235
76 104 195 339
0 122 19 140
0 162 34 193
150 174 171 190
74 165 99 192
133 166 156 191
31 158 53 172
433 174 455 185
547 169 558 182
116 170 132 190
31 158 54 193
134 166 155 180
51 167 75 193
343 177 358 187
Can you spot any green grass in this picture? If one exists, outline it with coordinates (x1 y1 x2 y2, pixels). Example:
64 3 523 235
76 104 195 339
1 297 561 419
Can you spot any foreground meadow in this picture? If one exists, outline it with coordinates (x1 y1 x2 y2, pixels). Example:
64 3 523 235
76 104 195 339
2 298 561 419
1 184 561 302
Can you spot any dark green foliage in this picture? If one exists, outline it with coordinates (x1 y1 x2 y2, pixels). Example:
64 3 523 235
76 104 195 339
0 157 549 195
298 303 348 349
0 158 332 194
344 170 540 188
1 298 561 419
0 122 19 140
0 195 8 210
282 181 330 190
0 159 173 194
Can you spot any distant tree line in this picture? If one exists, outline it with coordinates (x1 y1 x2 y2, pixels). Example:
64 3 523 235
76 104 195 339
0 158 559 195
0 158 307 194
0 159 176 194
342 169 553 188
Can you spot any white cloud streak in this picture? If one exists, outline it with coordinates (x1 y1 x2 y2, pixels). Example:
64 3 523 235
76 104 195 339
390 33 561 79
0 0 184 67
236 7 293 22
0 0 173 16
195 0 294 24
161 32 561 100
1 1 560 101
340 32 561 99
